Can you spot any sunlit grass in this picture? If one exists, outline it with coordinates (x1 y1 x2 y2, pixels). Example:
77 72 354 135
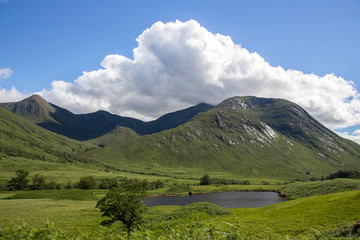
1 189 359 238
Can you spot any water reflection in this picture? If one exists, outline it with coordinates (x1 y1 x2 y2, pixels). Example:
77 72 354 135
144 191 286 208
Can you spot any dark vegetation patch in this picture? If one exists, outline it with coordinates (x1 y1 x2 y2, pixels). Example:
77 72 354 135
325 169 360 180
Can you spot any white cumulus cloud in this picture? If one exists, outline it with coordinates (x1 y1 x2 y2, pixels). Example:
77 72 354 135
0 86 26 102
0 68 13 79
39 20 360 129
336 130 360 144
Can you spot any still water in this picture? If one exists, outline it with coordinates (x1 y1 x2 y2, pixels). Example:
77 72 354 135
144 191 285 208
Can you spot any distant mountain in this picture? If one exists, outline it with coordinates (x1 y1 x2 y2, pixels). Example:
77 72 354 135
0 95 213 141
88 126 140 147
140 102 213 135
86 96 360 179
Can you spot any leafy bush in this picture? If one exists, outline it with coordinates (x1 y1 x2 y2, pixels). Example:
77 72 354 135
98 177 164 191
76 176 97 189
326 169 360 180
200 173 211 185
7 169 30 190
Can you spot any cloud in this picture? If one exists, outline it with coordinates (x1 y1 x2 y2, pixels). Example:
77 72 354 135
39 20 360 129
0 0 8 3
0 86 26 102
0 68 13 79
336 130 360 144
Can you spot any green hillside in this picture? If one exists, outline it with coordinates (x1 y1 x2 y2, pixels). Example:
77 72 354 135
85 96 360 180
0 107 100 184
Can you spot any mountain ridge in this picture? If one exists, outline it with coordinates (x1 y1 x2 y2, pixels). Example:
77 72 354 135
1 95 359 180
0 95 213 140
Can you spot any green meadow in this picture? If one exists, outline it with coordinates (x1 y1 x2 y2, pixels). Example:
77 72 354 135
1 181 360 239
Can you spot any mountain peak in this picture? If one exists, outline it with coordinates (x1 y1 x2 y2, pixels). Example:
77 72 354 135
24 94 55 111
0 94 55 123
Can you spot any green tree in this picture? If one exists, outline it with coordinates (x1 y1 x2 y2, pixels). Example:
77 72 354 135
96 184 146 234
7 169 30 190
31 173 46 190
200 173 211 185
77 176 97 189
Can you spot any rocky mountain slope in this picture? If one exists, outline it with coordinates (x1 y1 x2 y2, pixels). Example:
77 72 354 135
86 96 360 179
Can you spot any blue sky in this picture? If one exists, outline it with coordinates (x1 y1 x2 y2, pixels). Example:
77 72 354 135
1 0 360 141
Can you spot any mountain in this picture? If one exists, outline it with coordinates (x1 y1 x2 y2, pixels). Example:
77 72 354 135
0 95 213 141
0 94 56 123
85 96 360 179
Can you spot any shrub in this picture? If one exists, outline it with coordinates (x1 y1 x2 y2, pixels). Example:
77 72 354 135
200 174 211 185
31 174 46 190
7 169 30 190
77 176 97 189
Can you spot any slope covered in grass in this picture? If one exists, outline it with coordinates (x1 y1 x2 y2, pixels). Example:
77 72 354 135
0 107 103 184
0 107 94 162
280 178 360 198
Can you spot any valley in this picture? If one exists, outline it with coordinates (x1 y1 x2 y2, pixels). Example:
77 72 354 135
0 95 360 239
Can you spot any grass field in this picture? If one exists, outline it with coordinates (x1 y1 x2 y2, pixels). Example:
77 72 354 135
1 188 360 239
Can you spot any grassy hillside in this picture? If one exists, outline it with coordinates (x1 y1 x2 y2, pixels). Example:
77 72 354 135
280 178 360 198
0 107 98 183
85 97 360 180
0 107 168 185
0 107 92 162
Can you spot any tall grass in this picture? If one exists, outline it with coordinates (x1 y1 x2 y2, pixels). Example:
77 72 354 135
1 221 359 239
